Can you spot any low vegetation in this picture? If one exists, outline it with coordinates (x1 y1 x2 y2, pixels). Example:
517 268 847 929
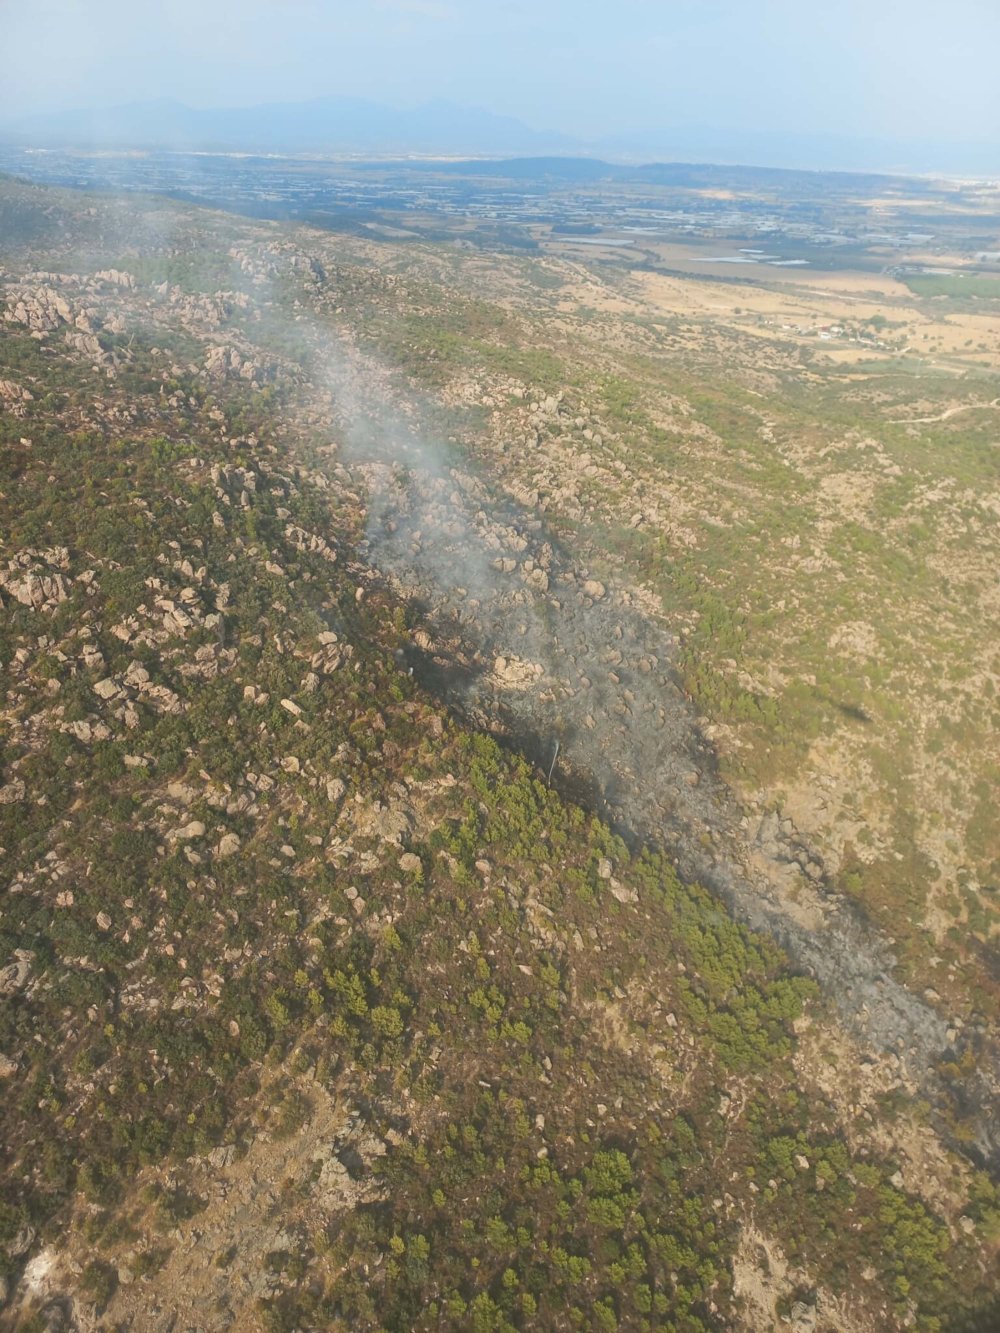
0 174 998 1330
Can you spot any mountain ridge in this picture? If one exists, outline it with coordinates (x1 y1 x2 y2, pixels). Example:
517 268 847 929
2 95 999 174
0 94 577 157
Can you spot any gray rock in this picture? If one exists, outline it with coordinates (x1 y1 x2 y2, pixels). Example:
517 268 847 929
0 952 32 996
172 820 206 841
790 1301 817 1331
7 1223 35 1258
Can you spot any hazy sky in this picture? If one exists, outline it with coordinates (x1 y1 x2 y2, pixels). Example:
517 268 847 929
2 0 998 143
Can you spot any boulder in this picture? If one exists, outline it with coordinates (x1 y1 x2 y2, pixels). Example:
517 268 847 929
171 820 206 841
0 952 32 996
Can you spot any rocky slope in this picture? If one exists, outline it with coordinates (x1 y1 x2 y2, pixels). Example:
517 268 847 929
0 176 998 1332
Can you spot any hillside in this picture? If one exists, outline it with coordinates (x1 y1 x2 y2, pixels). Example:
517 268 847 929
0 176 998 1331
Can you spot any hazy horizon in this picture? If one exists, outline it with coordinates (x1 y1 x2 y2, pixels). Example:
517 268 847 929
2 0 998 164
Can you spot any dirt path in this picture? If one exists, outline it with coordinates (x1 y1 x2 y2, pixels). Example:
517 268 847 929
888 396 1000 424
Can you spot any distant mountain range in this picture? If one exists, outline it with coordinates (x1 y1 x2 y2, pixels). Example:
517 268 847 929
0 95 997 176
0 96 576 157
